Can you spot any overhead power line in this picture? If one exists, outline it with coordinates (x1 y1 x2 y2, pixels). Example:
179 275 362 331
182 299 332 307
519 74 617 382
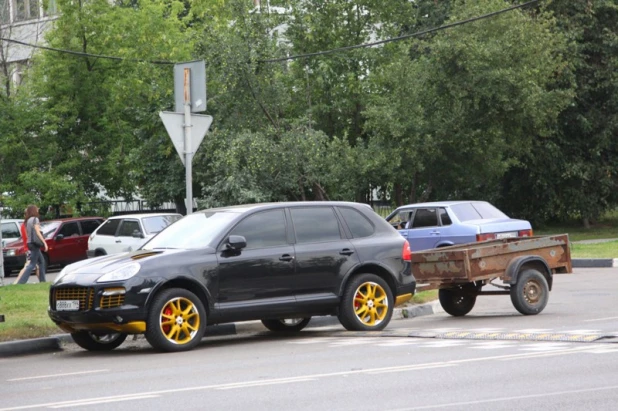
260 0 540 63
1 0 539 65
0 37 175 65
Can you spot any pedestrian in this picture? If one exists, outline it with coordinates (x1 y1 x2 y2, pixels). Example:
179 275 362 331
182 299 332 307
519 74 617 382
16 205 47 284
13 217 40 284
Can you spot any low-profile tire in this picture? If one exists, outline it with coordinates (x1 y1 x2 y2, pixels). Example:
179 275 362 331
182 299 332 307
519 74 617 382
510 269 549 315
439 283 477 317
338 273 394 331
145 288 206 352
71 331 127 351
261 318 311 332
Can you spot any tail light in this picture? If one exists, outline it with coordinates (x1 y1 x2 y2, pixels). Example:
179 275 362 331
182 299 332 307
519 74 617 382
402 240 412 261
476 233 497 242
518 229 533 237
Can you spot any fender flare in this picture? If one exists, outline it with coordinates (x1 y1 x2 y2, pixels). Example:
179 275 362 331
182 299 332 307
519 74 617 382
504 255 553 291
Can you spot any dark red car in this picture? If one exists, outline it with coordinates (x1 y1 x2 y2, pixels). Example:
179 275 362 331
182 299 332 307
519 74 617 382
2 217 105 274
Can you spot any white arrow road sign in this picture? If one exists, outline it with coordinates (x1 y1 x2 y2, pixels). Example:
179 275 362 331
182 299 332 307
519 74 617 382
159 112 213 165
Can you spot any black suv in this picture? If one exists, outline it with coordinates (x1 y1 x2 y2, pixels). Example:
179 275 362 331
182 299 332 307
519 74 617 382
48 202 415 352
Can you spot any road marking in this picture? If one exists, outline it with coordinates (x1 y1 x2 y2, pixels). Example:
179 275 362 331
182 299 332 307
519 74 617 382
7 369 109 382
391 384 618 410
584 316 618 322
0 346 600 411
49 395 160 408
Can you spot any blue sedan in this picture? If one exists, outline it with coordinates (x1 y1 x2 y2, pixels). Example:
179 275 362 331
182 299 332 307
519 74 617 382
385 201 533 251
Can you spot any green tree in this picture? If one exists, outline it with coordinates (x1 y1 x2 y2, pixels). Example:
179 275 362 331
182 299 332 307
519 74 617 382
500 0 618 226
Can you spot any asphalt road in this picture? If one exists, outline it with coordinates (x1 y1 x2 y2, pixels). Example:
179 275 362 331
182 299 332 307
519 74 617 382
1 267 617 410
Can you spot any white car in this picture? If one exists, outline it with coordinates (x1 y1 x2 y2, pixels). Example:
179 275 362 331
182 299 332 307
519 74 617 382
87 213 181 257
1 219 24 248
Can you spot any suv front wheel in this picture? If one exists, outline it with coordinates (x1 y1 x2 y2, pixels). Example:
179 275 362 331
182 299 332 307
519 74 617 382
338 274 393 331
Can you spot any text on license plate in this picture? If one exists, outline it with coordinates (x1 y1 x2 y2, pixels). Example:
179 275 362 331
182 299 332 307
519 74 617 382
56 300 80 311
496 232 518 239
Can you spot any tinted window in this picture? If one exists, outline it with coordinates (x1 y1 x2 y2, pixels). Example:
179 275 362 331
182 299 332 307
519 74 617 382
118 220 141 237
411 208 439 228
96 219 121 236
439 208 452 226
58 222 80 238
81 220 102 235
339 207 374 238
229 210 287 249
291 207 341 243
142 215 181 235
1 222 20 238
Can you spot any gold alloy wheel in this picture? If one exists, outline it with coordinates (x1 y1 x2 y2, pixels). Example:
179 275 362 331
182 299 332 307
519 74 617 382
353 281 389 326
159 297 201 345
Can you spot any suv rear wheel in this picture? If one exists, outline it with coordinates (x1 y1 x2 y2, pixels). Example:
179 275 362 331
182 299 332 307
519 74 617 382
338 274 393 331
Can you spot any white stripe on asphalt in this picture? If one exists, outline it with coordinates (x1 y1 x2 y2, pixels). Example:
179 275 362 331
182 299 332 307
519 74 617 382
7 369 109 382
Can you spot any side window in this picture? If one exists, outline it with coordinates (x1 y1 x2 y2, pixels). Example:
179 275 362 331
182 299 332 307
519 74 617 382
58 222 80 238
291 207 341 244
338 207 374 238
411 208 439 228
96 219 121 236
81 220 102 235
1 223 20 238
229 210 287 249
388 210 412 229
439 208 452 226
118 220 142 237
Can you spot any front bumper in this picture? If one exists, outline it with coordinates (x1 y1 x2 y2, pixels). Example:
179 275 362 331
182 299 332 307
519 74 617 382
1 254 26 272
48 277 153 334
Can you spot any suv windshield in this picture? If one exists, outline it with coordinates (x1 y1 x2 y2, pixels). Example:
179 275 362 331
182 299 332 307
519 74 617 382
142 215 181 235
142 211 239 250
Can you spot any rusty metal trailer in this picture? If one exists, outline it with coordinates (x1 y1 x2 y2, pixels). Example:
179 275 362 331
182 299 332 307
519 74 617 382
410 234 572 316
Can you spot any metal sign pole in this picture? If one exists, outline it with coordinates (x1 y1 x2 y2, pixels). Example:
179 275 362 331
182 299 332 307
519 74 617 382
184 68 193 215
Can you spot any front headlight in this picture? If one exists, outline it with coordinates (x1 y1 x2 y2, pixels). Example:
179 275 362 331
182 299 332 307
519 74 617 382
6 249 16 257
97 262 141 283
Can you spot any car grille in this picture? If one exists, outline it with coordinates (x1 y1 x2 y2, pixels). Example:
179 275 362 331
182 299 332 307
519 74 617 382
52 287 95 311
100 294 125 309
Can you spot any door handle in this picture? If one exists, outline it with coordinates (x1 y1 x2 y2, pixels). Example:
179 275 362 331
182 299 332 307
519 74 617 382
339 248 354 256
279 254 294 262
115 240 121 243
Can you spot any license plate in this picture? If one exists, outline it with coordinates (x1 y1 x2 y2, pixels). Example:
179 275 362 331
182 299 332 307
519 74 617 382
56 300 80 311
496 232 518 239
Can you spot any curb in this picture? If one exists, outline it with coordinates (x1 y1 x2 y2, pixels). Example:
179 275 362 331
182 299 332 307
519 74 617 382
0 301 440 358
572 258 618 268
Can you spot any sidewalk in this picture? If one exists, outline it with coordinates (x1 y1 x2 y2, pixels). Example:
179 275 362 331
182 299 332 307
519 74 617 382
0 301 442 358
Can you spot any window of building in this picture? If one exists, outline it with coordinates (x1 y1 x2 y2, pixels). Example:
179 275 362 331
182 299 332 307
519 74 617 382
14 0 39 22
1 0 10 24
42 0 57 17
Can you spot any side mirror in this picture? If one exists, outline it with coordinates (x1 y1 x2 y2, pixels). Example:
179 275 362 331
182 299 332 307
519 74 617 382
132 230 145 239
55 234 64 241
226 235 247 250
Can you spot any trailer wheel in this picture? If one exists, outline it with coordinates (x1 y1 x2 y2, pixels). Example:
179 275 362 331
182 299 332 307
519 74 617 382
510 269 549 315
439 284 477 317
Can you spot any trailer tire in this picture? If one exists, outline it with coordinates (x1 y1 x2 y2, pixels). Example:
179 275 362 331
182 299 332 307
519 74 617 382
510 269 549 315
439 284 477 317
